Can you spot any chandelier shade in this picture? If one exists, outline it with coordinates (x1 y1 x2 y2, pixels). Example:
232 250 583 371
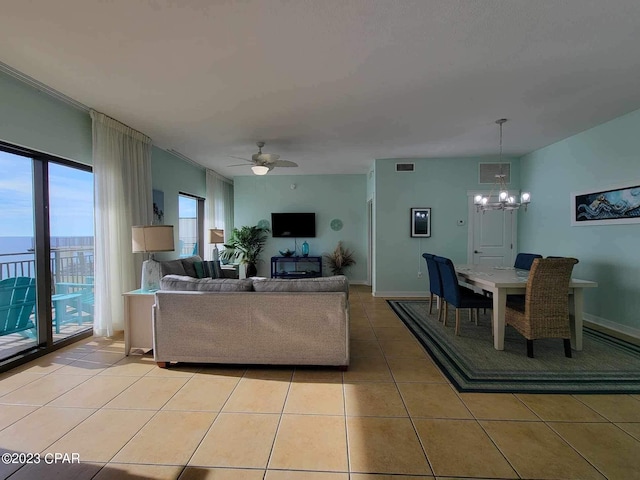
474 119 531 213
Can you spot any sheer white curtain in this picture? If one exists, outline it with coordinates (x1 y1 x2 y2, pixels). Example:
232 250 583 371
204 169 234 260
91 110 152 336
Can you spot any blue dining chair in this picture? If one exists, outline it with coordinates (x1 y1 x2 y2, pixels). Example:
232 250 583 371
422 253 443 321
514 253 543 270
433 256 493 335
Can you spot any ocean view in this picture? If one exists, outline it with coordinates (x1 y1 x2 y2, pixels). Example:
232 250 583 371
0 236 94 257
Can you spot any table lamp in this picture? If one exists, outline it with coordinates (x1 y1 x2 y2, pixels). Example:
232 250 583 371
209 228 224 261
132 225 175 291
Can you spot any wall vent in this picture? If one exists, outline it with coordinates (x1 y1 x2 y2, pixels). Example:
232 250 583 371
395 163 415 172
479 163 510 184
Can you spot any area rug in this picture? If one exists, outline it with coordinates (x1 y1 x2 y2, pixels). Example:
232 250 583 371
387 300 640 394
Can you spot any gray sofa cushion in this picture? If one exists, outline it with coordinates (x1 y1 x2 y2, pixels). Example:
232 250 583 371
160 259 187 277
160 275 253 292
180 255 202 278
159 255 203 278
252 275 349 295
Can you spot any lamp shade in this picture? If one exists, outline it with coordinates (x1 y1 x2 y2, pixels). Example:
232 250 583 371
251 165 269 175
132 225 175 253
209 228 224 244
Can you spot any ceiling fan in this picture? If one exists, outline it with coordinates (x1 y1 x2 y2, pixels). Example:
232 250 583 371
228 141 298 175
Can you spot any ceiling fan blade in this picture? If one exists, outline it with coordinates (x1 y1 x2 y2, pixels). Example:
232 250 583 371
227 163 252 167
272 160 298 167
228 155 255 164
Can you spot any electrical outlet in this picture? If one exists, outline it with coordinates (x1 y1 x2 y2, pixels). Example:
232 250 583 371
417 271 423 278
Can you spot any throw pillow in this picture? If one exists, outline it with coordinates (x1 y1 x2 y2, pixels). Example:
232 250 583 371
194 261 205 279
194 260 223 279
159 259 187 277
180 255 203 277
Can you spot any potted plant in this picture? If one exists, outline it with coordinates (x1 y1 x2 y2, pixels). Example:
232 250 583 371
221 225 270 277
324 241 356 275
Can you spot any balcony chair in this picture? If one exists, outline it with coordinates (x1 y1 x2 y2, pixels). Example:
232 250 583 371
0 277 36 337
433 256 493 335
422 253 443 321
505 257 578 358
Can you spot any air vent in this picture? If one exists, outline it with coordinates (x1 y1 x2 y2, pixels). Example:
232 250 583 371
396 163 415 172
479 163 510 184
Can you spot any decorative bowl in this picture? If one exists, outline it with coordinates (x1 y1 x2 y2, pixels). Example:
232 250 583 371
279 249 294 257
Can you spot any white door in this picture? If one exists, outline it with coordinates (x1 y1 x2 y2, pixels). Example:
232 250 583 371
468 197 516 266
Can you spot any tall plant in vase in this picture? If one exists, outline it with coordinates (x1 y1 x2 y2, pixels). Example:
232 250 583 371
324 241 356 275
221 225 270 277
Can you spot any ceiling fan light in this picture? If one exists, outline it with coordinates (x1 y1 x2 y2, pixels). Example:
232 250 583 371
251 165 269 175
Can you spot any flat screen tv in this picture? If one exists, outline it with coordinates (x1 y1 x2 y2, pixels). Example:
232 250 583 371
271 213 316 238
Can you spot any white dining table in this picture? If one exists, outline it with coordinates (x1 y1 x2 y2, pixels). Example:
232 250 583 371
454 264 598 351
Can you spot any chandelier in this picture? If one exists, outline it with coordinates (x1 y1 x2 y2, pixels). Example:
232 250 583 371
474 119 531 212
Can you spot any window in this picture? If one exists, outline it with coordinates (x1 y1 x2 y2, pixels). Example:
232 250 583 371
178 193 204 258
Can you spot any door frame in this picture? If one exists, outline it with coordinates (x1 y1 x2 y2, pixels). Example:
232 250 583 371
367 199 373 286
466 191 518 265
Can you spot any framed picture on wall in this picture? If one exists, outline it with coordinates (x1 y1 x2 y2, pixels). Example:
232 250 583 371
571 182 640 226
411 207 431 237
153 189 165 224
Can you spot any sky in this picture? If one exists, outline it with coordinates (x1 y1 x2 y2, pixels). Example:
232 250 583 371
0 150 94 238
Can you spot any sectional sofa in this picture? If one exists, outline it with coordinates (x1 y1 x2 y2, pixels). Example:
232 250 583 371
152 273 350 369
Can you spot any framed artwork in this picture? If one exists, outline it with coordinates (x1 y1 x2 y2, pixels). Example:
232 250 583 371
571 182 640 226
411 207 431 237
153 189 165 224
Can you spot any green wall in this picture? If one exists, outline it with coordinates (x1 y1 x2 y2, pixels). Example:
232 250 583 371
0 69 207 263
150 147 207 261
0 71 92 164
519 108 640 336
234 174 368 282
374 156 521 295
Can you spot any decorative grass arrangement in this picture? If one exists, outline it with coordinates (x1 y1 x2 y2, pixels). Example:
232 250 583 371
324 241 356 275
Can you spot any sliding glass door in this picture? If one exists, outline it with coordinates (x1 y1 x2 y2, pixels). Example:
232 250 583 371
49 163 94 342
0 150 38 358
0 144 93 366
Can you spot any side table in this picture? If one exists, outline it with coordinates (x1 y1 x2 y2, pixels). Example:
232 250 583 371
123 289 156 356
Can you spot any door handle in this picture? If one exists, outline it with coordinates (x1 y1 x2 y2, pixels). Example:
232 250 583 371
474 250 483 254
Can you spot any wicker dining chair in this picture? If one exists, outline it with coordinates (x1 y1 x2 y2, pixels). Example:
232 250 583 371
505 257 578 358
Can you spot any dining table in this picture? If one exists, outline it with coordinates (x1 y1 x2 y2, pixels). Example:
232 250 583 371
454 264 598 351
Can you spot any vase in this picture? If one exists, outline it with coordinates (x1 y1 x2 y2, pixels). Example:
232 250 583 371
301 241 309 257
246 262 258 277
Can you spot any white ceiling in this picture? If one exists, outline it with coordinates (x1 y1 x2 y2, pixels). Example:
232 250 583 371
2 0 640 177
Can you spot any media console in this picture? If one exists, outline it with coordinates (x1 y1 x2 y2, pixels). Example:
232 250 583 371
271 256 322 278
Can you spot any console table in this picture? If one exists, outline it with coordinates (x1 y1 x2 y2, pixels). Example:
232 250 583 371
271 256 322 278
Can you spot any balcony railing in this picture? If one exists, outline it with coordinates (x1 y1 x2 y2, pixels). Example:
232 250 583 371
0 247 94 285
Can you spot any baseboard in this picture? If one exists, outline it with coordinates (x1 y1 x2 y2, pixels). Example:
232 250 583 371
584 313 640 346
372 291 429 298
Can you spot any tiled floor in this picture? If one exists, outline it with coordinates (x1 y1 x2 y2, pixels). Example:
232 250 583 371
0 285 639 479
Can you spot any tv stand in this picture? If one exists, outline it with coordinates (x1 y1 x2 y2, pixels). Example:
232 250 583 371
271 256 322 278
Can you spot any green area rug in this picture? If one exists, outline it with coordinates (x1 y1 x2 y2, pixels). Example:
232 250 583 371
387 300 640 394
